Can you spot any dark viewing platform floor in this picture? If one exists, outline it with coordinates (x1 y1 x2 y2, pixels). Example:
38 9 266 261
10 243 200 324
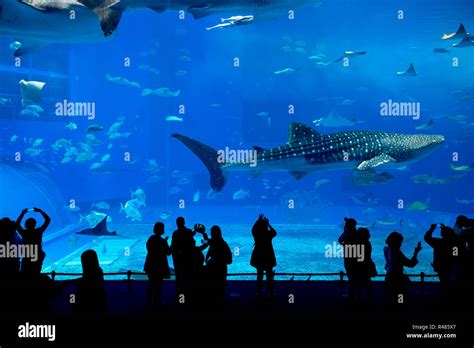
1 280 473 346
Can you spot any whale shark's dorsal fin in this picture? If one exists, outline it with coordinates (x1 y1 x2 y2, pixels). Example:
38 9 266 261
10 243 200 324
407 63 416 74
78 0 124 36
288 123 321 143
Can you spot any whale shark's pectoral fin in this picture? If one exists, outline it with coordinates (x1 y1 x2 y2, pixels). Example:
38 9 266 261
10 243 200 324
289 171 308 180
357 154 396 171
188 5 213 19
18 0 70 11
78 0 124 36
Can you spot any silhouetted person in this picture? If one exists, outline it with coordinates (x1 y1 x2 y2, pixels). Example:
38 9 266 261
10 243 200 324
189 224 209 306
351 227 377 305
171 217 196 302
205 225 232 305
338 217 358 302
144 222 171 309
0 217 22 312
75 250 107 313
0 217 21 277
384 231 422 306
456 216 474 279
424 223 465 305
250 214 277 298
16 208 50 275
454 215 474 306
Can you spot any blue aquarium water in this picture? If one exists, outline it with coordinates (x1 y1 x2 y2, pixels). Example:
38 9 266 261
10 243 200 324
0 0 473 278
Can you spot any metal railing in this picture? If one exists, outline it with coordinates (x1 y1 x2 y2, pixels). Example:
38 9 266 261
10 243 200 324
46 271 438 296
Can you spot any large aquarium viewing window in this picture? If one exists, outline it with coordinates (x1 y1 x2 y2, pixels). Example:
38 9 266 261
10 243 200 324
0 1 473 344
0 0 473 278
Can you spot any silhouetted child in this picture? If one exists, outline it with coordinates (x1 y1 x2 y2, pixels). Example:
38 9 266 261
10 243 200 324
251 214 277 298
0 217 22 312
384 231 421 306
144 222 171 309
16 208 50 275
205 225 232 305
351 227 377 305
338 217 358 302
75 250 107 313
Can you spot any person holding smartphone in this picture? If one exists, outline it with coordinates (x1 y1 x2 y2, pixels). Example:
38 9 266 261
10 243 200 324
383 231 422 306
250 213 277 299
16 207 51 275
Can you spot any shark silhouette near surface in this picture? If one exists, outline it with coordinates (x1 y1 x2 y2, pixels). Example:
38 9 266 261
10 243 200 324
77 216 118 236
173 123 445 192
0 0 319 55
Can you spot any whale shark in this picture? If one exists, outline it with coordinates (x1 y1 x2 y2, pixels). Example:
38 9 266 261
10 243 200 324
0 0 319 54
77 215 118 236
172 123 445 192
78 0 320 36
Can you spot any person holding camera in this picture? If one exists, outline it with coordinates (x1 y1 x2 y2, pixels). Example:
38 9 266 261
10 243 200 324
250 214 277 298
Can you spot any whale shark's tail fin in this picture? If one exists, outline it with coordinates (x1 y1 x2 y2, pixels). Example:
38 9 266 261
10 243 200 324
172 134 226 192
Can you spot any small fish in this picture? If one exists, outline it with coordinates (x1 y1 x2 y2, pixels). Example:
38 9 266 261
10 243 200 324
147 175 161 183
168 187 182 195
273 68 295 75
142 88 180 97
9 41 22 51
65 122 77 131
10 135 18 142
92 202 111 210
315 179 330 188
86 124 104 133
407 199 430 211
450 163 474 171
160 212 170 220
0 97 12 105
101 154 111 162
433 48 451 53
165 116 183 122
32 139 44 147
415 119 434 130
456 198 474 204
193 190 200 202
232 188 249 200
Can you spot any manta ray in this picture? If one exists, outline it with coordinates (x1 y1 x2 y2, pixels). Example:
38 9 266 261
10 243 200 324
173 123 445 192
396 63 417 77
313 107 359 127
77 215 118 236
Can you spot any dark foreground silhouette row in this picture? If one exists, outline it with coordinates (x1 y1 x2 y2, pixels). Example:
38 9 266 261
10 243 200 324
1 210 474 314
